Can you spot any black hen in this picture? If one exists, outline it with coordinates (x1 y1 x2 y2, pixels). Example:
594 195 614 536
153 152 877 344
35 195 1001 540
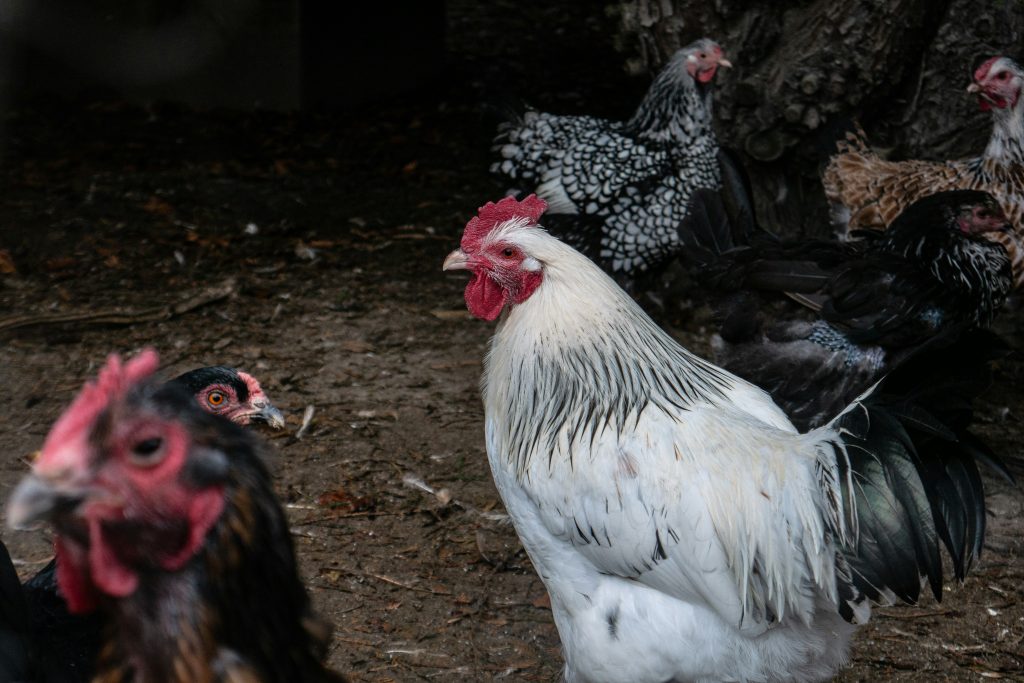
1 364 289 683
5 351 345 683
703 190 1013 429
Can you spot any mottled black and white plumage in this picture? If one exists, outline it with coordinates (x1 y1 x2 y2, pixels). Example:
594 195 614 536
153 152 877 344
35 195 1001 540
706 190 1013 428
445 196 1007 682
491 38 730 279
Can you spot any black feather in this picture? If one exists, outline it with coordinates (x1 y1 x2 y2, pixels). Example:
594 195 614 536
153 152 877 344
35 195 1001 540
0 541 31 683
705 191 1013 429
170 366 251 403
829 330 1009 615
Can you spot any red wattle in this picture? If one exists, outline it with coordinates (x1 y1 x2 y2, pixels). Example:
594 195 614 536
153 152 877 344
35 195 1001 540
55 537 100 613
88 516 138 599
465 272 508 321
697 67 717 84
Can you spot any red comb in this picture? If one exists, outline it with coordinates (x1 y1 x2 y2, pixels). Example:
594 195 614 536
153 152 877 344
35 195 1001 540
37 349 160 475
975 56 1000 82
462 194 548 250
236 370 265 399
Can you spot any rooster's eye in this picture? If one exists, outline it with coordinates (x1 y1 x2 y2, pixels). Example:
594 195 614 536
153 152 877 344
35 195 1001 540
130 437 164 465
699 53 706 59
997 71 1009 80
208 391 225 407
503 248 515 257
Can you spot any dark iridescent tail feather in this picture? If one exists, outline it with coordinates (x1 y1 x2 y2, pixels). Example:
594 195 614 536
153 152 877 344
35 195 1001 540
826 330 1012 616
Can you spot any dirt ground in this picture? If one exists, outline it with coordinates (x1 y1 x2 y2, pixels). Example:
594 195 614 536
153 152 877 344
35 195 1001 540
0 3 1022 681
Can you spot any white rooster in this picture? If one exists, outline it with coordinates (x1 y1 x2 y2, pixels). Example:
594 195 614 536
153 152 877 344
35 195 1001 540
443 194 1003 683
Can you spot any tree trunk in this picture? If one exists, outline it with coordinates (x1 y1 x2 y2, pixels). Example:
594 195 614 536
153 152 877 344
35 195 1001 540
613 0 1024 236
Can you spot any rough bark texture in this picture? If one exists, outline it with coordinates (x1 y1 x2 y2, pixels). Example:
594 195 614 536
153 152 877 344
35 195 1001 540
614 0 1024 236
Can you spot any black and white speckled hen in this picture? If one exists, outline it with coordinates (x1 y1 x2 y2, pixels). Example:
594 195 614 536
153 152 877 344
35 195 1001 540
706 190 1013 429
1 364 291 683
491 38 731 281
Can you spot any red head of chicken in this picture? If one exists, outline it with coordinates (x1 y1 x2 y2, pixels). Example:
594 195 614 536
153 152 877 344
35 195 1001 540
955 196 1011 235
684 39 731 83
7 350 226 612
5 349 345 682
171 365 286 428
969 56 1023 111
443 195 548 320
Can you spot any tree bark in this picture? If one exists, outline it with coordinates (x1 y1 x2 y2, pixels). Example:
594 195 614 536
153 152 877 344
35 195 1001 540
614 0 1024 236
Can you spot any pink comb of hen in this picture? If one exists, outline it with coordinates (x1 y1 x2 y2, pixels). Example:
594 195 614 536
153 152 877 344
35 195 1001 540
975 56 1000 82
462 194 548 251
237 370 266 399
37 349 161 475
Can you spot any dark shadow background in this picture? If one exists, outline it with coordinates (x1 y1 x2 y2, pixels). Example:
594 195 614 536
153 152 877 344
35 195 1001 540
0 0 647 258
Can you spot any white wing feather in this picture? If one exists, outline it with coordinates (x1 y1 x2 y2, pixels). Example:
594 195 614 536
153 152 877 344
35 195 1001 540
522 399 842 635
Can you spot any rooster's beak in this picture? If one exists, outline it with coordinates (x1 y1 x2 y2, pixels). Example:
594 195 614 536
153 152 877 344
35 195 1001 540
7 473 85 530
718 58 733 69
967 83 981 94
443 249 471 272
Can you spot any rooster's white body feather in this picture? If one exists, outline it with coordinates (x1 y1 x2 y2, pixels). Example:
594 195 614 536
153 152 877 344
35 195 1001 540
480 228 864 682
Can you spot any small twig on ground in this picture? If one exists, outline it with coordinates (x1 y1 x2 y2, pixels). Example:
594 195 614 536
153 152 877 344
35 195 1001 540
402 473 509 523
877 608 959 620
0 279 236 332
294 508 425 526
327 565 451 596
365 571 450 595
333 636 382 649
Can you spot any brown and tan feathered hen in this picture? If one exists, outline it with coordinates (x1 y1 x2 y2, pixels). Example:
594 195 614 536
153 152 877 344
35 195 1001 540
823 56 1024 285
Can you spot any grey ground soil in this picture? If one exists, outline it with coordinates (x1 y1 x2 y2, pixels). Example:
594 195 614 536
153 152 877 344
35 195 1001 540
0 2 1022 681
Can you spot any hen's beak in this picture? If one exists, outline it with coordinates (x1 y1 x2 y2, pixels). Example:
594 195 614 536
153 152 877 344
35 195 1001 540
967 83 981 94
7 473 85 530
718 58 733 69
249 399 286 430
443 249 470 272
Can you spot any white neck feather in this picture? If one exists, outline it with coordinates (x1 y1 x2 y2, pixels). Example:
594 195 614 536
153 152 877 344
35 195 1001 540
490 232 716 382
481 230 777 476
984 99 1024 165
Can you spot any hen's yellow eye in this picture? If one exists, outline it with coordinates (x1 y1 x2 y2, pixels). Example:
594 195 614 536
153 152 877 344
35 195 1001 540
208 391 225 406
